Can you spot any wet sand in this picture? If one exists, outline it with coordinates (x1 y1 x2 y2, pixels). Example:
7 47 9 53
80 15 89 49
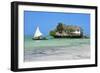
24 45 90 62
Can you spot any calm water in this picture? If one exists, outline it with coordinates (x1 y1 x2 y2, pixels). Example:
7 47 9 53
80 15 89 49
24 36 90 49
24 36 90 61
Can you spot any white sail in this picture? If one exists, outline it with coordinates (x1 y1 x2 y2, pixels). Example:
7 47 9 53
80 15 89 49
34 27 42 38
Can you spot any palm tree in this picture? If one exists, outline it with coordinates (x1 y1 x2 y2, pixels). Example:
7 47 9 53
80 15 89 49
56 23 65 33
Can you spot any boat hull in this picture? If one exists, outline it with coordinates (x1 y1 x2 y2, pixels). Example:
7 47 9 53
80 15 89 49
32 37 47 40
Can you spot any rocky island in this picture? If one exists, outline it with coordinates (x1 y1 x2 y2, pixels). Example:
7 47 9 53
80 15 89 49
50 23 83 38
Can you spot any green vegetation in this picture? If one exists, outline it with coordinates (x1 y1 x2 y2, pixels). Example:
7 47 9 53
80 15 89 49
50 31 56 36
49 22 83 38
56 23 65 33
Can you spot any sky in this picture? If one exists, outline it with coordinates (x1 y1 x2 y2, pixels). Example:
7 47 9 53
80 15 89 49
24 11 90 36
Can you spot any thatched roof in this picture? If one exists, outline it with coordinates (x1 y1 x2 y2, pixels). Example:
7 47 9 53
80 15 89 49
65 25 81 31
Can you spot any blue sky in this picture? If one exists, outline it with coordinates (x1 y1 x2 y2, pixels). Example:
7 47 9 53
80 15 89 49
24 11 90 36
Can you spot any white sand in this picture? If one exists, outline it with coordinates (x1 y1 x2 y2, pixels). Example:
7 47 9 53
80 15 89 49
24 45 90 62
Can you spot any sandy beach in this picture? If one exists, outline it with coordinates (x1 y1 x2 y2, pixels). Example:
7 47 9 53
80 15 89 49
24 44 90 62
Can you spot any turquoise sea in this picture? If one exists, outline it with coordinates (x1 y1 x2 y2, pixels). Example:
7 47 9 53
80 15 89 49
24 36 90 49
24 36 90 62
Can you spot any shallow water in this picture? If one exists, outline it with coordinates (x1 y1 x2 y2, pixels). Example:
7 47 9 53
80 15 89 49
24 36 90 62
